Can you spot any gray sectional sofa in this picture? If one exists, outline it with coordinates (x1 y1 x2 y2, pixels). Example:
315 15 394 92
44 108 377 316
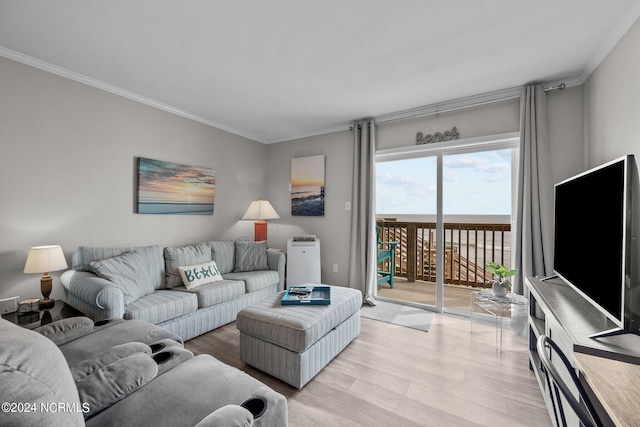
60 238 285 341
0 316 288 426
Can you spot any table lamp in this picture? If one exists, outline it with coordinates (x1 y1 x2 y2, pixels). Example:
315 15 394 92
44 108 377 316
242 198 279 242
23 245 68 309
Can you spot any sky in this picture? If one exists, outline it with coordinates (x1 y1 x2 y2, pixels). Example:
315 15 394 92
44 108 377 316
291 155 325 187
376 149 514 216
137 157 216 204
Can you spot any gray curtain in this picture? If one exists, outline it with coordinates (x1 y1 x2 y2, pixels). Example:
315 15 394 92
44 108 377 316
348 119 377 305
514 84 555 294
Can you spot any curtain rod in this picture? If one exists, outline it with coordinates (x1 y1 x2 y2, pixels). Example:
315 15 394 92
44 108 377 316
544 83 566 92
373 82 567 125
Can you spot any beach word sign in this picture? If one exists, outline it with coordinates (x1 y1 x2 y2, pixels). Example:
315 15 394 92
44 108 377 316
416 127 460 145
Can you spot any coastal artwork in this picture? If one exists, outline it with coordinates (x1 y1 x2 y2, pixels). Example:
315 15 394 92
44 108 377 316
291 155 325 216
136 157 215 215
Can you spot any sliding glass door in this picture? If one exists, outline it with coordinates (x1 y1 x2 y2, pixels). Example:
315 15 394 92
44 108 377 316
376 156 437 305
442 148 516 313
375 133 519 314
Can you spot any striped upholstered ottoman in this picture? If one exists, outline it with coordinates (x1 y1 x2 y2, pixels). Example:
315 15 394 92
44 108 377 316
236 285 362 389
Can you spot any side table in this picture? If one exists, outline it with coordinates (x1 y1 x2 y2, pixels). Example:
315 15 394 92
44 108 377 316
470 290 528 352
1 299 84 330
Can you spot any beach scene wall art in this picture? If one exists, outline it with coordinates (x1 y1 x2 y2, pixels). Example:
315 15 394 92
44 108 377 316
291 155 325 216
137 157 215 215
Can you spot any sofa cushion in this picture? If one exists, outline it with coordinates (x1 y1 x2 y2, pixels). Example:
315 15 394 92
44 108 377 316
90 251 155 305
72 245 165 290
0 319 85 427
208 240 236 275
178 260 224 289
223 271 280 293
164 243 212 289
170 280 246 308
124 290 198 324
234 241 268 272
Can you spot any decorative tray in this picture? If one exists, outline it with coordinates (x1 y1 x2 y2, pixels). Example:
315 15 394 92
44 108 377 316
281 285 331 305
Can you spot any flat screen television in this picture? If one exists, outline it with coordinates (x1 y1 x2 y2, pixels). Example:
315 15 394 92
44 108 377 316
553 155 635 338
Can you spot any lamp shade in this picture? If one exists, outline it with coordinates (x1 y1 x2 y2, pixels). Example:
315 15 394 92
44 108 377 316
23 245 68 274
242 198 280 221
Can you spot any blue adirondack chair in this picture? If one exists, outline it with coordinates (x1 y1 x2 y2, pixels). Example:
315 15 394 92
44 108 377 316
376 226 398 288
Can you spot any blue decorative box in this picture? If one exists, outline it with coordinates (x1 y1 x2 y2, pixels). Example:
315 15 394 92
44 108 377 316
281 285 331 305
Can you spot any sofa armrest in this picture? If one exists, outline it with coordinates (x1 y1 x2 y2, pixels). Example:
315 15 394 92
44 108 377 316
76 352 158 418
60 269 126 320
266 250 286 292
244 386 287 427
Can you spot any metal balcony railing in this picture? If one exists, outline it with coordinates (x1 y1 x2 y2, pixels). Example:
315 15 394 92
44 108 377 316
377 219 512 288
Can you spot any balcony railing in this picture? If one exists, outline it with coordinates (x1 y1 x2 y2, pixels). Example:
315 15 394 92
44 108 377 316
377 219 512 288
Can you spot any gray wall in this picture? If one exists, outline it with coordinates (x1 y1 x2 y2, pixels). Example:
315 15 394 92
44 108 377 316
265 131 354 285
376 98 520 150
0 56 267 301
585 17 640 167
584 16 640 320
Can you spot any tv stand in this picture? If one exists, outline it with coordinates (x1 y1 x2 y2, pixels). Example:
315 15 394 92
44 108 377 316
526 276 640 426
590 326 640 339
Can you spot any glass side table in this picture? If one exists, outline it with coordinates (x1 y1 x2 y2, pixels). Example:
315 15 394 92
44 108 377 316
470 290 528 352
1 299 84 330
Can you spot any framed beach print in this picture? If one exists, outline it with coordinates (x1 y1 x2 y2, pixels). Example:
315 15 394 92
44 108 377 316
291 155 325 216
136 157 216 215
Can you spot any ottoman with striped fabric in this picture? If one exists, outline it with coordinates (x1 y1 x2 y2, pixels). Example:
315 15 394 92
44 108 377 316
236 285 362 389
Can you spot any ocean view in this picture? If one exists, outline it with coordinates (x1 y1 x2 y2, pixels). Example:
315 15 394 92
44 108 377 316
138 202 214 215
292 185 324 216
377 213 511 224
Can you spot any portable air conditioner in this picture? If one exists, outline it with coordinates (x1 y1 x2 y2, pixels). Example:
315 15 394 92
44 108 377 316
286 236 321 287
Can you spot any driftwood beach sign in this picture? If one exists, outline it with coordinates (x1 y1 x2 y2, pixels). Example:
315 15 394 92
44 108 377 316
416 127 459 144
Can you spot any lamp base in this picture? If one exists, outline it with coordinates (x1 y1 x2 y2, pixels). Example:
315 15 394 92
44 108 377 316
38 297 55 310
254 220 268 242
40 273 53 309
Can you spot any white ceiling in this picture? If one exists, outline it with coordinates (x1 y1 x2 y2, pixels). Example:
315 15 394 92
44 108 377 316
1 1 639 143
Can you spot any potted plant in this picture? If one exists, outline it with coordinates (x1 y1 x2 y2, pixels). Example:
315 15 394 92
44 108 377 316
486 262 518 297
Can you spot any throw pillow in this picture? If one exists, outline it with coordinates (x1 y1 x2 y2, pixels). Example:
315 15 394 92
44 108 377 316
234 240 268 272
73 246 164 291
207 240 236 275
164 243 212 289
90 251 154 305
178 260 224 289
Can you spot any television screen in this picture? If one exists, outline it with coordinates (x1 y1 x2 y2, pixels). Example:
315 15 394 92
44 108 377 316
553 157 629 326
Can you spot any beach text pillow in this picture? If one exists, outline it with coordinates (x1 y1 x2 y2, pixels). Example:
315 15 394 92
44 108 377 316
178 260 224 289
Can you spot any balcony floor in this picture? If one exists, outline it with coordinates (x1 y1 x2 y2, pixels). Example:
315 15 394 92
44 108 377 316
377 277 498 314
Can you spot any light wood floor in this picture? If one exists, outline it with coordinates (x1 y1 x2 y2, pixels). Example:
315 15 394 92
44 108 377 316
185 313 551 427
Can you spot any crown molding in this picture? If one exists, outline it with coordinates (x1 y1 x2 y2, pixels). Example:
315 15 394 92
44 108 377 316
0 46 265 143
1 19 620 146
262 124 354 144
578 1 640 83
